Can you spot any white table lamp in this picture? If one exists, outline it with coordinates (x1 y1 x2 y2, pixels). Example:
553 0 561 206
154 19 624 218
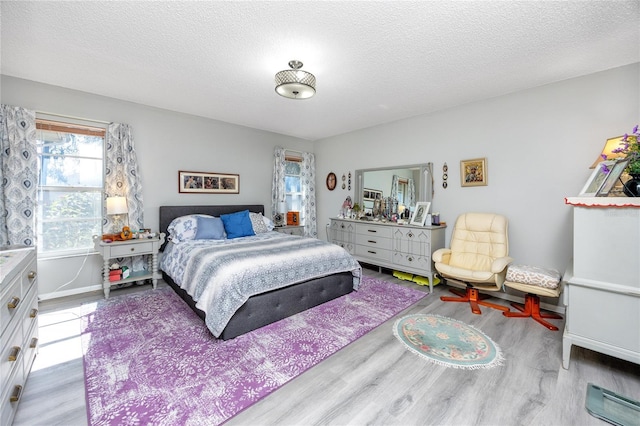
106 196 128 232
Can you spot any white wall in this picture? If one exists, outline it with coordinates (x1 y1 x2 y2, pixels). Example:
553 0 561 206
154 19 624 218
315 64 639 276
1 75 312 297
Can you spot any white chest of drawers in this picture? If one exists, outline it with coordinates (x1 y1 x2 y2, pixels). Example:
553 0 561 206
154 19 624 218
330 218 446 292
562 198 640 369
1 247 38 426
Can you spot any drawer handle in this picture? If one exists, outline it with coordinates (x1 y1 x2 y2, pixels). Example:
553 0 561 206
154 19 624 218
7 296 20 309
130 247 136 252
367 229 377 233
10 385 23 403
367 250 377 254
408 232 413 238
340 224 345 229
28 270 37 279
30 337 38 349
8 346 21 361
408 257 414 262
367 240 377 244
30 308 38 318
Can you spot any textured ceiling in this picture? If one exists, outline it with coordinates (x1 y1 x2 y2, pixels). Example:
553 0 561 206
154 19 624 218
1 1 639 141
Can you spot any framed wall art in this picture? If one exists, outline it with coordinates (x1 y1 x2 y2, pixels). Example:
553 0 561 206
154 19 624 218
460 158 488 187
326 172 337 191
178 171 239 194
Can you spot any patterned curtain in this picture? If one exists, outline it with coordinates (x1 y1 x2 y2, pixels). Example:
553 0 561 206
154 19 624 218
0 105 37 247
301 152 317 237
271 146 286 220
105 122 144 270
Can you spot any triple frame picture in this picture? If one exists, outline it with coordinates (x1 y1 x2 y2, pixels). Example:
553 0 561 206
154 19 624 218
178 170 239 194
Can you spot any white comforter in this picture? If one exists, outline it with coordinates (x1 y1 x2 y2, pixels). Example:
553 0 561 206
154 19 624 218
160 231 361 337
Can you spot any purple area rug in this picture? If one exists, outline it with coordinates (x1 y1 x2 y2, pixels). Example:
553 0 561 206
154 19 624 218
81 276 426 425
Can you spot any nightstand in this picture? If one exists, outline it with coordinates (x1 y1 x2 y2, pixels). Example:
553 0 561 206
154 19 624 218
274 225 305 236
93 233 166 298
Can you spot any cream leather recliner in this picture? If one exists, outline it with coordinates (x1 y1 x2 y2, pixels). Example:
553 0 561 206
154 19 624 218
433 212 513 314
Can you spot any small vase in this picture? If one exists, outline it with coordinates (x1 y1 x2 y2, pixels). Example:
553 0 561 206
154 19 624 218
623 174 640 197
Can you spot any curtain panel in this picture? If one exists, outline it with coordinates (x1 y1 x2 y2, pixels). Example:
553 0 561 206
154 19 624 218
105 122 144 271
301 152 317 238
271 146 287 220
0 105 37 247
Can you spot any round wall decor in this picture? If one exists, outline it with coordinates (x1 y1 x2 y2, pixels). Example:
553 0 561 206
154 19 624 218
326 172 337 190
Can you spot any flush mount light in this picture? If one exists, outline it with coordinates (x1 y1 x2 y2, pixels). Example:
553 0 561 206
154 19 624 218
275 60 316 99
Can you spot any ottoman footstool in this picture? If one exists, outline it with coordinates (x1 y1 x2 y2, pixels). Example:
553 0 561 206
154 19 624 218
503 264 564 331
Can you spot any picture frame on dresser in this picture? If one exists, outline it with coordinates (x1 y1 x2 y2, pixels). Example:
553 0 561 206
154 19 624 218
596 159 629 197
579 160 615 196
410 201 431 226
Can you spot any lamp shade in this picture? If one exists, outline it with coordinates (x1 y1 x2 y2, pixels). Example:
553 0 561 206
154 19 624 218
106 196 128 215
590 136 627 168
275 60 316 99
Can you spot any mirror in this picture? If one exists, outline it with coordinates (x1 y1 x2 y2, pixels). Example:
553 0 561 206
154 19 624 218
354 163 433 217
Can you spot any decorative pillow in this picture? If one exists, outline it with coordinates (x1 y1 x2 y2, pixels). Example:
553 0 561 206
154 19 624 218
506 264 562 289
249 212 269 234
262 215 275 231
167 214 213 242
220 210 255 239
195 216 226 240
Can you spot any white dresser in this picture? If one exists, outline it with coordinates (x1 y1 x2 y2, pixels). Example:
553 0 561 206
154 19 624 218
330 218 446 292
1 247 38 425
562 197 640 369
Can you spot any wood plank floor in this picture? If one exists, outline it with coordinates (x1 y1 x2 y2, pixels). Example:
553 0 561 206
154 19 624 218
13 267 640 425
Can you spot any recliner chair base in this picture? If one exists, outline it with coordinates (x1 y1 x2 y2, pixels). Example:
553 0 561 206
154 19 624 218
503 293 563 331
440 284 509 315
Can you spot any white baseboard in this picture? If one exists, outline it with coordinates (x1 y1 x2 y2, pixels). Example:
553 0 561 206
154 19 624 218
39 284 103 301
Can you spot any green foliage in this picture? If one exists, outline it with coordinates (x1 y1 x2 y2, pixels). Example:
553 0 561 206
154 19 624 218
42 192 101 252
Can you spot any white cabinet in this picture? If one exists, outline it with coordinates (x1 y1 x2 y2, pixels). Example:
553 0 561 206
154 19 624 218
563 197 640 369
1 247 38 426
329 219 356 254
330 218 446 292
355 222 393 263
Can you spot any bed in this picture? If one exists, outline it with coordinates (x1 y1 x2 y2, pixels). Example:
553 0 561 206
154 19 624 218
159 205 361 340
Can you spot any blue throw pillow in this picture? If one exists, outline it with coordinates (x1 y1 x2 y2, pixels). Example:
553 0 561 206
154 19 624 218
220 210 255 239
195 216 226 240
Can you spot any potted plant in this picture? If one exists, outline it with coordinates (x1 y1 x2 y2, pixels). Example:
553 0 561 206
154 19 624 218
609 125 640 196
352 203 362 218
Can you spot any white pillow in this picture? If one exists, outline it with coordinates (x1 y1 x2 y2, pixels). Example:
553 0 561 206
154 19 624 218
167 214 213 242
249 212 269 234
262 215 275 231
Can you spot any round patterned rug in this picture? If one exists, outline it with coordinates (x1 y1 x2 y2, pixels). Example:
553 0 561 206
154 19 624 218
393 314 504 369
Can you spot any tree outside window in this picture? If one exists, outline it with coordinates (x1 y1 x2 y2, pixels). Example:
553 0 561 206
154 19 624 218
36 120 105 255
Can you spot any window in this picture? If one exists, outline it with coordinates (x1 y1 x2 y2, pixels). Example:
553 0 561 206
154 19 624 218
397 178 408 204
35 119 105 255
284 157 302 214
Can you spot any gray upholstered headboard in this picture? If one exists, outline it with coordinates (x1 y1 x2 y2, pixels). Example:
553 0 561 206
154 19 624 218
159 204 265 251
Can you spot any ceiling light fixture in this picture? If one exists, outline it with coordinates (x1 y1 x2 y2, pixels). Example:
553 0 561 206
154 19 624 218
275 60 316 99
